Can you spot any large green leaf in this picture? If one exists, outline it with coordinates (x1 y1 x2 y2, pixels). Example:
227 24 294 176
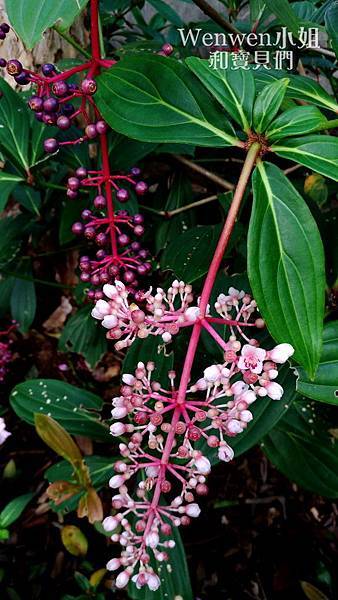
0 493 34 528
253 70 338 113
263 402 338 497
5 0 90 49
296 321 338 405
264 0 300 36
0 214 30 268
0 172 24 211
59 306 108 367
128 519 193 600
10 380 110 441
325 1 338 58
161 224 222 283
266 106 327 142
253 78 289 133
0 79 30 172
272 135 338 182
96 55 239 147
155 173 195 253
186 56 255 132
10 267 36 333
248 162 325 378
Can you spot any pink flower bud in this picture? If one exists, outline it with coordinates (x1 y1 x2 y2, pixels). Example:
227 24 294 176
122 373 135 386
109 474 125 488
111 406 128 419
269 343 294 364
110 422 126 436
102 516 119 531
218 442 234 462
106 558 120 571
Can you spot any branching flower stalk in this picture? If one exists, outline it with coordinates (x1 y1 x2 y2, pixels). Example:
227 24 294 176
101 144 295 590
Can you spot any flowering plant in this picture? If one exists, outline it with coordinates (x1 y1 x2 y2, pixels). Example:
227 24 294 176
0 0 338 597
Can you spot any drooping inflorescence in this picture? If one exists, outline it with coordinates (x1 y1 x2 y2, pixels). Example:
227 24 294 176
101 286 294 590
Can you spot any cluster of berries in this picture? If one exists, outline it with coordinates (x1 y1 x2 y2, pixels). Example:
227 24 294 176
103 326 294 590
68 168 151 299
0 22 9 42
0 325 15 383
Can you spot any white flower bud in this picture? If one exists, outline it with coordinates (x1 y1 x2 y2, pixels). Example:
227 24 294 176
106 558 120 571
227 419 243 434
162 331 172 343
145 531 159 548
194 455 211 474
148 574 161 591
186 503 201 517
102 516 119 532
218 442 234 462
203 365 220 383
109 474 125 488
240 410 253 423
95 299 111 316
266 381 284 400
111 406 128 419
122 373 135 386
110 422 125 436
103 284 117 299
269 343 294 364
102 314 118 329
115 571 130 588
185 306 200 321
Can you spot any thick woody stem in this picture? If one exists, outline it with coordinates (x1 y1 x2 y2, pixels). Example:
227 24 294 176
143 142 261 536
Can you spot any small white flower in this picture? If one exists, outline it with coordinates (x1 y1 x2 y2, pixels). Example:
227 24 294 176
102 314 118 329
194 455 211 474
115 571 130 588
185 306 200 321
186 503 201 518
0 418 11 445
145 531 159 548
266 381 284 400
203 365 221 383
147 573 161 591
218 442 234 462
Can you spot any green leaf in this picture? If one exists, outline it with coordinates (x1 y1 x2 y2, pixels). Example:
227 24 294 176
0 493 33 528
10 379 109 441
0 215 29 269
272 135 338 182
155 173 195 252
46 456 114 489
161 224 221 283
59 306 108 367
186 56 255 132
248 162 325 378
264 0 300 36
325 1 338 58
296 321 338 405
10 266 36 333
5 0 90 49
147 0 183 26
263 402 338 497
123 336 174 387
266 106 327 141
0 79 30 172
0 172 24 211
128 521 193 600
253 70 338 113
96 55 239 147
253 78 289 133
13 185 41 215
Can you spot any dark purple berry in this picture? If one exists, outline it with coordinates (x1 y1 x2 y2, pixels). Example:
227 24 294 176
91 273 100 286
131 166 141 177
0 31 6 41
68 83 78 92
76 166 87 179
42 112 57 125
81 209 92 220
161 43 174 56
100 271 110 284
116 188 129 203
85 124 97 139
94 195 106 210
123 270 135 284
67 189 78 200
56 115 71 130
118 233 130 246
133 214 144 225
0 58 6 68
62 103 74 116
138 249 149 259
35 112 44 122
72 222 84 235
96 249 106 260
0 23 10 33
52 81 68 96
6 59 22 76
137 264 148 276
15 71 29 85
131 241 141 252
144 262 152 273
95 232 107 246
87 290 95 300
116 209 129 217
28 95 43 111
43 97 59 112
95 290 104 300
42 63 56 77
95 120 108 134
80 272 91 283
134 225 145 237
80 260 91 272
81 78 97 95
135 181 148 195
68 177 80 191
44 138 59 153
109 265 120 277
84 226 96 240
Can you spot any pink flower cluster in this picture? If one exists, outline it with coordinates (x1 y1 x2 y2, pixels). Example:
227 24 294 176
101 286 294 590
